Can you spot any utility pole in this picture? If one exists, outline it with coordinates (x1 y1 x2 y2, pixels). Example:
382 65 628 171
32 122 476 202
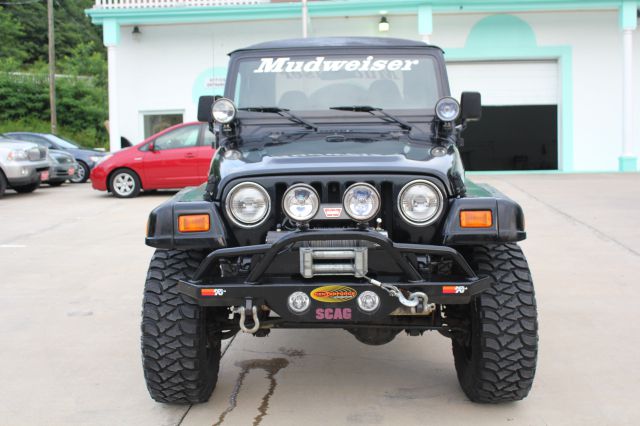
47 0 57 134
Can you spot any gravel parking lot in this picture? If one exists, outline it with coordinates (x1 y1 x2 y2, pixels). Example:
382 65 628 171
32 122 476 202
1 173 639 426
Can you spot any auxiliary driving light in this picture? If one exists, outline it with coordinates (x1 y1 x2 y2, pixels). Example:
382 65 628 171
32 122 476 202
282 184 320 223
357 291 381 313
288 291 311 314
343 183 381 222
435 97 460 122
212 98 237 124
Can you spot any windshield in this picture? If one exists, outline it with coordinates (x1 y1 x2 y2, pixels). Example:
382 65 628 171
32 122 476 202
46 134 79 149
233 54 441 112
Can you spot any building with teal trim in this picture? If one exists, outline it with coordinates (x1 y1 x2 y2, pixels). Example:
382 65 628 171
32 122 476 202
87 0 639 172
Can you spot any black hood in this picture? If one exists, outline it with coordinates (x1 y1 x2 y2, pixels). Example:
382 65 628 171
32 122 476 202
207 132 464 199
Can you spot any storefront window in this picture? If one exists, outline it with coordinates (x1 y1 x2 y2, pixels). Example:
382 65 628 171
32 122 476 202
143 113 183 138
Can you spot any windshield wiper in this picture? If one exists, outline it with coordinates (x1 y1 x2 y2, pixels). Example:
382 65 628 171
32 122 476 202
329 106 412 131
239 107 317 131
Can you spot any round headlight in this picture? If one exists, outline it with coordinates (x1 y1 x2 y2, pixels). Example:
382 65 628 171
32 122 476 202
398 180 444 226
212 98 237 124
282 184 320 223
435 97 460 122
343 183 380 222
226 182 270 227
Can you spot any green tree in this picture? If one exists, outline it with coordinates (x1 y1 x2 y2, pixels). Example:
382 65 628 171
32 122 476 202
0 6 27 64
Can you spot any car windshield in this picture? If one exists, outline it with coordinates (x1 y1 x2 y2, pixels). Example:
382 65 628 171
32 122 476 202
46 134 79 149
233 54 441 112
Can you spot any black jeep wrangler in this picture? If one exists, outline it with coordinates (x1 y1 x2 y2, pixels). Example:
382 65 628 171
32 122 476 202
142 37 538 404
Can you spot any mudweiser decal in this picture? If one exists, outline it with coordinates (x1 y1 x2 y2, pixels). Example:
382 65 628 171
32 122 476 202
254 56 420 74
310 285 357 303
442 285 468 294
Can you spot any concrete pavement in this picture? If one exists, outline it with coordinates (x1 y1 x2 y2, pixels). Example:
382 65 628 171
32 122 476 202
0 173 639 425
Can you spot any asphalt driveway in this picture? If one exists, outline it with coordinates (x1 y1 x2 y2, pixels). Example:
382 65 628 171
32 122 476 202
0 173 639 425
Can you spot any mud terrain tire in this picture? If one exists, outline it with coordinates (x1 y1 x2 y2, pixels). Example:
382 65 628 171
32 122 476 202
452 243 538 403
141 249 221 404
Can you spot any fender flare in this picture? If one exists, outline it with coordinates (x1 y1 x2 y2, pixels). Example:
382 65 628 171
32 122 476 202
145 185 228 250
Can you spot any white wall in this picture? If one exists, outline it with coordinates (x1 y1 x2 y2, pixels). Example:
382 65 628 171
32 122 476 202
114 10 639 171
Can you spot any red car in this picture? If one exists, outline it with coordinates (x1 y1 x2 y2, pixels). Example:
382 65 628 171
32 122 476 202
91 122 215 198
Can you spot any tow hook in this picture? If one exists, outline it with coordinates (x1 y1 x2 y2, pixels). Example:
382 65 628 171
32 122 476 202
234 299 260 334
365 276 436 314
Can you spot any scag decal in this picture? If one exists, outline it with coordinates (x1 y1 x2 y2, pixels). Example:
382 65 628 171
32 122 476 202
310 285 357 303
201 288 227 297
323 207 342 218
442 285 468 294
316 308 352 320
254 56 420 74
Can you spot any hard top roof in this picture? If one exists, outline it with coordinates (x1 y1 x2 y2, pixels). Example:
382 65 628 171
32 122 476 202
230 37 443 55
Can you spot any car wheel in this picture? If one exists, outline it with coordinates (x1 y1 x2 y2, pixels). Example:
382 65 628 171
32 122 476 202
0 171 7 198
70 161 89 183
110 169 141 198
142 249 222 404
451 243 538 403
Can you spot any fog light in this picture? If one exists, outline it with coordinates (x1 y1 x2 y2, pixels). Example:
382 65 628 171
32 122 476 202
288 291 310 314
357 291 380 313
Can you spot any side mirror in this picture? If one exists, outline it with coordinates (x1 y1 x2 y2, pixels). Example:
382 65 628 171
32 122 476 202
460 92 482 122
148 142 155 152
197 96 216 122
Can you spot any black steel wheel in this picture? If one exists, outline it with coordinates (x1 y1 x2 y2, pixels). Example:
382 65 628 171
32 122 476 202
452 243 538 403
141 249 221 404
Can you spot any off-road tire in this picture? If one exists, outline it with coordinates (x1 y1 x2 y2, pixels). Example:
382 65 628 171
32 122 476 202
452 243 538 403
12 179 40 194
141 249 221 404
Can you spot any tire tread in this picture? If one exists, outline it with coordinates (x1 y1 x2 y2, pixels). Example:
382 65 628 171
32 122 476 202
141 249 220 404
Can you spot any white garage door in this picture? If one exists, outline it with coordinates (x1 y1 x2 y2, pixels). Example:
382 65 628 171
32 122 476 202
446 60 559 106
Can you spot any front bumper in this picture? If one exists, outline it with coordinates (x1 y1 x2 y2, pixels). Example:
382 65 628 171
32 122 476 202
46 164 76 182
3 159 50 182
90 165 108 191
178 229 492 323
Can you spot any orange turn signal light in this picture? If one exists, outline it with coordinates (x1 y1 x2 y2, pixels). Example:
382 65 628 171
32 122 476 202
460 210 493 228
178 214 210 233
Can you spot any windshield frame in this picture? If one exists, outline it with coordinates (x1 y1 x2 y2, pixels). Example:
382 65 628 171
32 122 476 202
225 46 450 122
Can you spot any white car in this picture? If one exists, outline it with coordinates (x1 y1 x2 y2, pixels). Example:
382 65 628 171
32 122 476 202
0 137 51 197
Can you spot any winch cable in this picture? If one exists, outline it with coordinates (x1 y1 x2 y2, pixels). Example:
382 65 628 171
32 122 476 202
364 275 434 314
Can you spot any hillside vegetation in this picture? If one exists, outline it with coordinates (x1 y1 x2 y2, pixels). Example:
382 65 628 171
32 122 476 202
0 1 107 148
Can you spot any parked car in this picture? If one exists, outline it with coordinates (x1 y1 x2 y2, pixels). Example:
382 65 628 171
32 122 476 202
4 132 106 183
45 150 78 186
0 137 51 197
90 122 215 198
